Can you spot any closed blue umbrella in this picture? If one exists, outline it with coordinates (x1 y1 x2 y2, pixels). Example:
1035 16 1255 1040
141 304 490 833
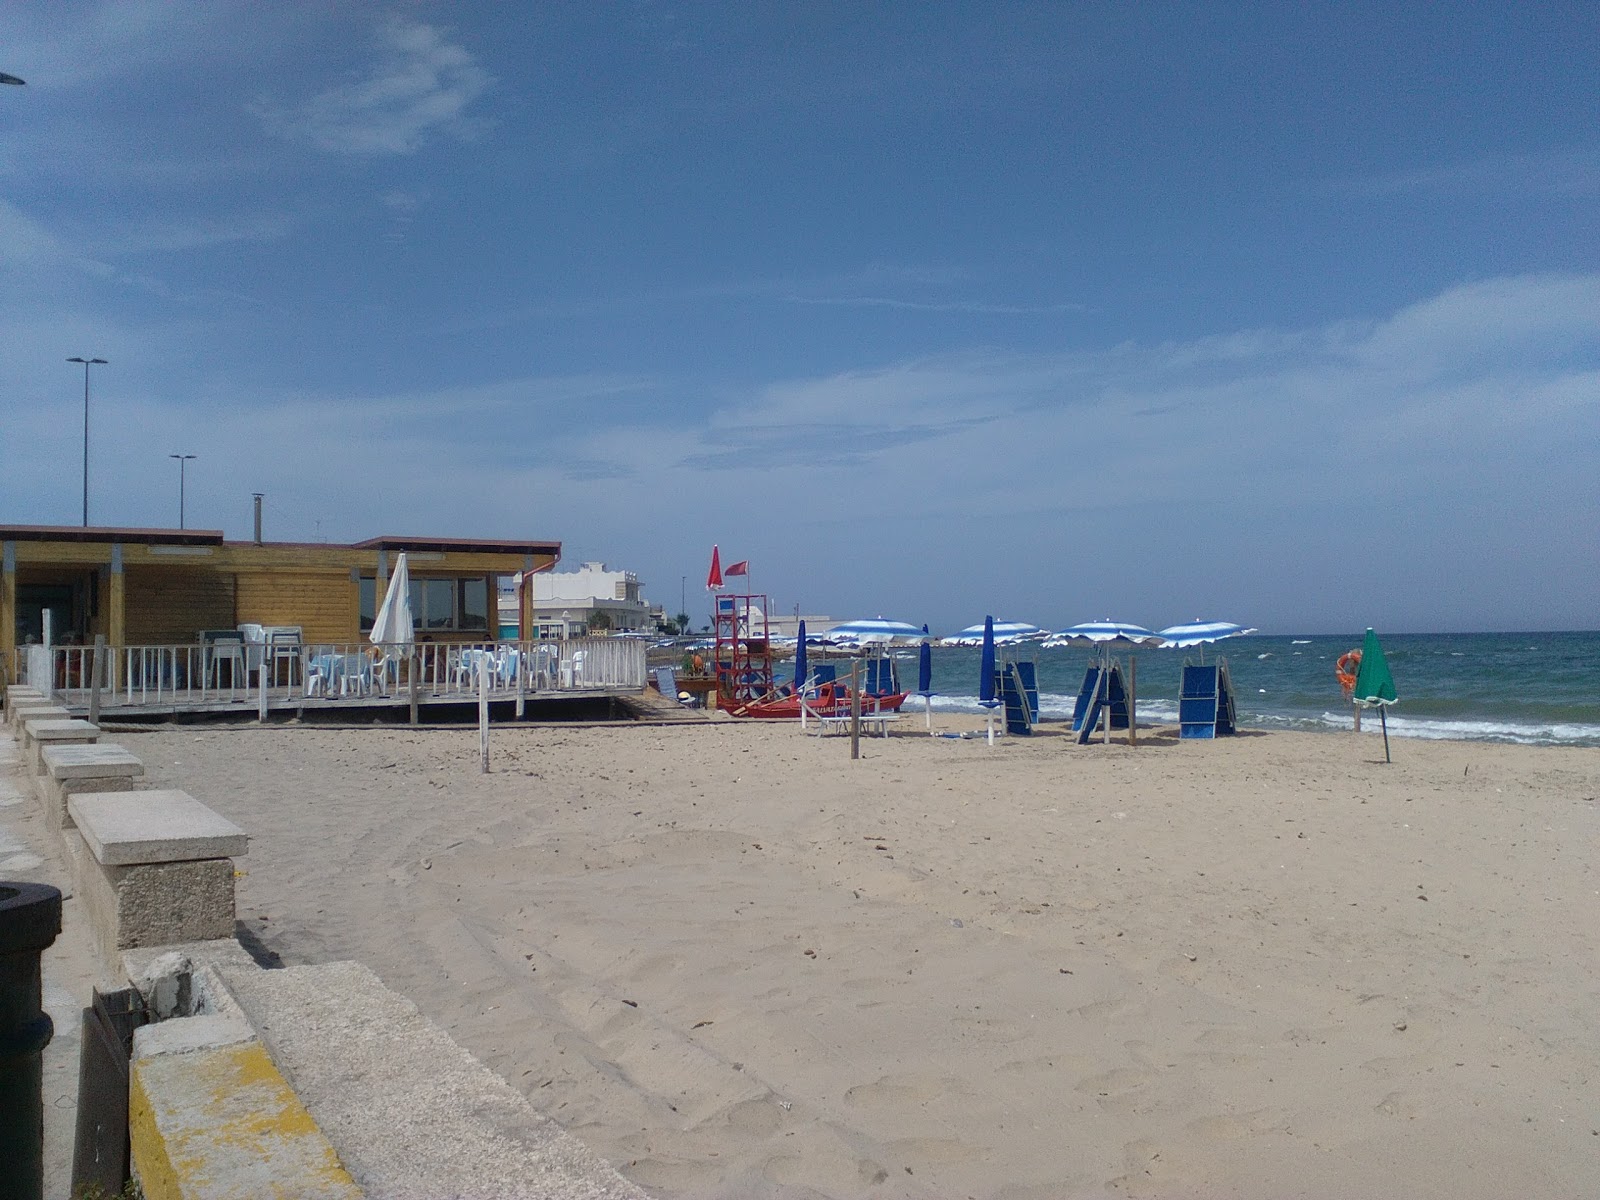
793 619 808 690
979 616 997 707
978 616 999 745
916 633 934 731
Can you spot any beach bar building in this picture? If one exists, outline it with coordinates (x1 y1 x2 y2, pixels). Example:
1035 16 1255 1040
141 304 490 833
1 524 561 694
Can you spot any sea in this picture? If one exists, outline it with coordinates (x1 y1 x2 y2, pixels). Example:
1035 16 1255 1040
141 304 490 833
884 632 1600 749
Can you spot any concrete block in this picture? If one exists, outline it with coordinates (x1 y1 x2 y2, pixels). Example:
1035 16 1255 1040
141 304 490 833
131 983 361 1200
5 685 45 714
220 960 650 1199
69 791 248 866
11 703 69 735
42 741 143 780
38 743 144 827
25 718 100 772
42 773 139 830
77 847 238 953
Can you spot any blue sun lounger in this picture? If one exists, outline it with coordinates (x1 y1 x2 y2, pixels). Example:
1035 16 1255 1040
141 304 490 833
1073 662 1130 743
1179 662 1238 738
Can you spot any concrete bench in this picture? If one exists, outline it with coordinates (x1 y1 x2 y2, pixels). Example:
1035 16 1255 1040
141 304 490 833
10 702 69 733
38 742 144 828
24 717 100 773
68 790 248 959
4 685 46 716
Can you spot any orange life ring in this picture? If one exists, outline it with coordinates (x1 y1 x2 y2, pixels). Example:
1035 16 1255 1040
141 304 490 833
1336 649 1361 693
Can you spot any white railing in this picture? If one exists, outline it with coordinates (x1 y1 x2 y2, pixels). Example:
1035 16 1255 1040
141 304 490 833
26 637 646 711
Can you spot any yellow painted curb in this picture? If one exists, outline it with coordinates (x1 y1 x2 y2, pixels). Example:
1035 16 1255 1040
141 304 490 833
131 1040 361 1199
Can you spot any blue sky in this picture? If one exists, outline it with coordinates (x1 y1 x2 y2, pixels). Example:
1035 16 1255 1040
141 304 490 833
2 2 1596 634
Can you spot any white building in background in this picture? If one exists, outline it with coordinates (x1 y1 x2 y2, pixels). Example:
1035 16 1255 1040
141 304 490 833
497 561 655 638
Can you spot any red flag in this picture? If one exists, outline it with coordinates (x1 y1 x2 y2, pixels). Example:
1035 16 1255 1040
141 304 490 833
706 545 723 590
725 560 749 577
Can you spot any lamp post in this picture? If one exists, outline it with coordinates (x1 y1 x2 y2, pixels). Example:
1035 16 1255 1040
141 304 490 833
67 357 107 526
169 454 197 529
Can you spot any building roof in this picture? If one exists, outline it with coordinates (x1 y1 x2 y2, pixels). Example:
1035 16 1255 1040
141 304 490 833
0 526 561 558
352 536 561 556
0 525 225 546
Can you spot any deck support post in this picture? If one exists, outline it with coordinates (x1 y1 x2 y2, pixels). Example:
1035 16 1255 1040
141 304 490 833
478 656 490 773
408 653 419 725
88 635 105 726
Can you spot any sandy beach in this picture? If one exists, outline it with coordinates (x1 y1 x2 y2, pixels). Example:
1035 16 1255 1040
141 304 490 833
121 717 1599 1199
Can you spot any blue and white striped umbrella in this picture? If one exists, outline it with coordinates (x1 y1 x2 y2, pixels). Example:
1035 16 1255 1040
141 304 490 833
1044 620 1165 649
822 618 926 646
941 620 1047 647
1157 621 1257 648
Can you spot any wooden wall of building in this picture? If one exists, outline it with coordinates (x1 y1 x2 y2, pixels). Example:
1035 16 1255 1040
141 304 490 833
235 570 359 644
123 567 236 643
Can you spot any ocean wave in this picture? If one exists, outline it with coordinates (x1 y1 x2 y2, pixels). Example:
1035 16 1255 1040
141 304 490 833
1274 710 1600 747
925 695 1600 746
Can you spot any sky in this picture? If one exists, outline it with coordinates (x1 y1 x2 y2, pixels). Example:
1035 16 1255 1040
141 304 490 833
2 2 1596 635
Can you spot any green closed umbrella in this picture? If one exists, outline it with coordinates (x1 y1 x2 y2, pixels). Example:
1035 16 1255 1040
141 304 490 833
1352 627 1398 761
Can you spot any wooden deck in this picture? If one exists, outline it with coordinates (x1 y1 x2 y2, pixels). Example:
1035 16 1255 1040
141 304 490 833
46 684 649 725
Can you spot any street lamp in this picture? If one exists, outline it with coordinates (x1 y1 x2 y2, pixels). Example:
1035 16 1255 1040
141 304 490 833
169 454 197 529
67 357 107 526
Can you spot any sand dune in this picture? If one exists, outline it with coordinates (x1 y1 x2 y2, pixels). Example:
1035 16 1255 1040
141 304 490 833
127 719 1600 1198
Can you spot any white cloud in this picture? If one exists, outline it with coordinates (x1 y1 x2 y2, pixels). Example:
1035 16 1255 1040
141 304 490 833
2 272 1594 630
254 19 491 156
0 200 64 264
1344 148 1600 201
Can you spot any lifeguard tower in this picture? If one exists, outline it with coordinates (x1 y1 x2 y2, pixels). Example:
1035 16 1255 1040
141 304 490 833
713 593 773 712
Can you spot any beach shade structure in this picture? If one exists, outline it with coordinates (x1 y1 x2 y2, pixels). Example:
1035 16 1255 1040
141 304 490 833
1044 620 1165 651
979 616 1000 745
822 618 926 646
1050 621 1162 745
1157 621 1257 662
793 620 808 690
941 620 1047 647
916 635 934 731
1352 627 1399 763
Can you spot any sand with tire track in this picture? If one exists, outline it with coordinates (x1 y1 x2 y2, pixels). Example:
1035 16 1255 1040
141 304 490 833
125 717 1599 1199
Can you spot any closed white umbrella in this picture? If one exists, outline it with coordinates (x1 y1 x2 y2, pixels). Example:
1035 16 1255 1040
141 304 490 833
370 552 415 650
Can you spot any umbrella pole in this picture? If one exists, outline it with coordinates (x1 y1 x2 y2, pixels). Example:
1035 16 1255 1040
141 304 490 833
1129 657 1137 747
1101 653 1111 744
850 661 861 761
925 694 932 732
1380 705 1390 764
